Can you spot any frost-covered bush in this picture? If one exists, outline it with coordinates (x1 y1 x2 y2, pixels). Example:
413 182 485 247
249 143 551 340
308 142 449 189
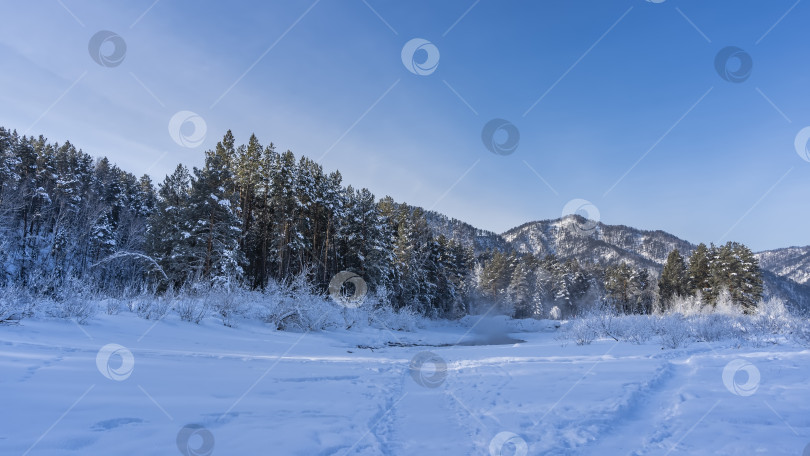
791 318 810 346
563 307 655 345
41 278 98 324
369 304 421 332
668 293 705 316
571 305 623 342
751 297 792 335
593 306 622 341
171 284 258 328
568 317 599 345
655 314 691 349
45 295 97 325
272 293 342 331
175 296 208 324
713 289 745 316
128 296 170 320
247 273 344 331
691 313 739 342
211 290 244 328
0 285 34 323
560 292 808 349
616 315 656 345
104 299 122 315
249 285 281 321
0 269 428 332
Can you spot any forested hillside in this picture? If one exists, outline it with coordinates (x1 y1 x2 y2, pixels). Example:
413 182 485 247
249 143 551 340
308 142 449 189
0 127 472 317
494 216 810 312
0 126 805 322
503 216 695 269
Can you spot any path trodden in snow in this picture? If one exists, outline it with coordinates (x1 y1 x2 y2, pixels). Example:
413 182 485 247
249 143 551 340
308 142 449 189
1 314 809 455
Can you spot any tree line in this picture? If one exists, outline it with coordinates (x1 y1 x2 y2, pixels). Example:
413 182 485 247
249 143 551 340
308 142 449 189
473 250 656 318
0 128 471 316
473 241 764 318
659 242 763 312
0 126 765 318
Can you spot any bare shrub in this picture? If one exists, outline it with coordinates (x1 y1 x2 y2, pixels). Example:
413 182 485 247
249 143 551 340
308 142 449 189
752 297 792 335
105 299 122 315
568 318 598 346
0 285 33 323
129 296 170 320
668 293 705 316
47 296 96 325
176 297 208 324
370 304 420 332
791 318 810 346
618 315 655 345
215 291 243 328
691 314 738 342
656 314 691 349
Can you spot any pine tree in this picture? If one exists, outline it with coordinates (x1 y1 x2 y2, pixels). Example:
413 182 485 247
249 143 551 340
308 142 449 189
146 164 193 286
605 262 633 313
603 263 654 314
269 150 298 279
709 241 763 311
245 142 278 288
708 242 733 303
234 134 263 255
137 175 157 217
341 186 389 291
687 243 712 297
479 250 514 299
659 249 688 305
442 236 471 316
186 149 244 284
551 258 590 315
508 255 534 318
632 268 655 314
733 243 763 312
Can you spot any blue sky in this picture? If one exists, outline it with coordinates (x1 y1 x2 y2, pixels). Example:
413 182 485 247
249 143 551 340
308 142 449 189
1 0 808 251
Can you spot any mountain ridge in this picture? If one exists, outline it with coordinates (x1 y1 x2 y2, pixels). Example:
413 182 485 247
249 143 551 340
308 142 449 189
423 211 810 307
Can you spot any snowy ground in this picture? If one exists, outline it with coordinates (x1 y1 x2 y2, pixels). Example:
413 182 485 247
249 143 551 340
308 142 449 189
2 314 809 455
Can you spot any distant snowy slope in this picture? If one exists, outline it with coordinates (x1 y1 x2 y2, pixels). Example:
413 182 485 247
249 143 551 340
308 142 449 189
501 215 695 269
422 210 511 254
761 270 810 309
756 246 810 285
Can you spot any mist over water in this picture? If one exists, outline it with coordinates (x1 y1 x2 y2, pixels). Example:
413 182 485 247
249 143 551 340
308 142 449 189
461 317 525 346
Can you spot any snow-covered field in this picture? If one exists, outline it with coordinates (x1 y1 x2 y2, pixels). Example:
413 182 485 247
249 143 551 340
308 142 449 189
2 315 809 455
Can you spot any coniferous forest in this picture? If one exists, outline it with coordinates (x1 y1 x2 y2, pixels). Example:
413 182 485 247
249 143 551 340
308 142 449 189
0 126 766 321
